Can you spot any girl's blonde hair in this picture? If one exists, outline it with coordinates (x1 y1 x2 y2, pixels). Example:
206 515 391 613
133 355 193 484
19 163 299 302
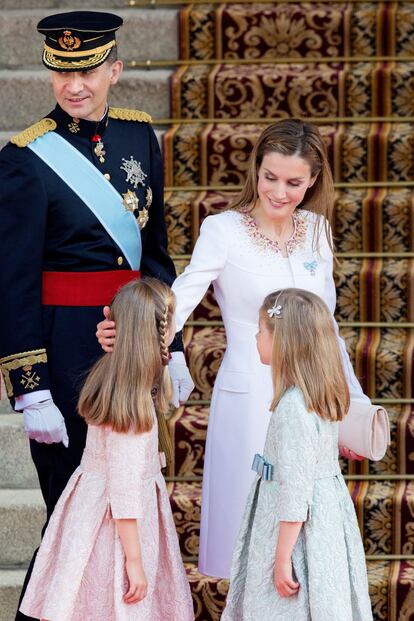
260 288 349 421
231 119 335 252
78 278 175 433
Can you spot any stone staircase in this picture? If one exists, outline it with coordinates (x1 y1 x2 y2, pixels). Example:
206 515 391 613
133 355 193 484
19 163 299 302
0 1 180 618
1 1 414 620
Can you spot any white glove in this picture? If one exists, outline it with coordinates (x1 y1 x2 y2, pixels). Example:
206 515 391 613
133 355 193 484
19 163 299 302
23 399 69 447
168 351 195 407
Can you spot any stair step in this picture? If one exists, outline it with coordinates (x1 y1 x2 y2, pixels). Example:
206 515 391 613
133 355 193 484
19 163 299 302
0 569 27 621
0 489 45 566
0 415 38 489
173 62 414 120
0 69 172 131
180 3 414 62
0 9 179 70
163 122 414 187
168 405 208 478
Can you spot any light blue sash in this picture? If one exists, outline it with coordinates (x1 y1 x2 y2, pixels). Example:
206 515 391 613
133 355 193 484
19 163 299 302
28 131 141 270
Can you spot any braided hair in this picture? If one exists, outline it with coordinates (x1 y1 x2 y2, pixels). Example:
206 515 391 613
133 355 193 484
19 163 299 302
78 277 176 433
158 303 171 366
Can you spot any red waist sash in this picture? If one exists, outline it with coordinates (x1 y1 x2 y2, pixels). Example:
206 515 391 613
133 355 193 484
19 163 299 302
42 270 141 306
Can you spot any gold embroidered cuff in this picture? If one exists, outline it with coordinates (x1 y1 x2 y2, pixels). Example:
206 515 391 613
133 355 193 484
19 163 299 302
0 349 48 398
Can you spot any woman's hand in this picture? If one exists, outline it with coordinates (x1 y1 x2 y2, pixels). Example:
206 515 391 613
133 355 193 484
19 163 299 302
273 558 299 598
96 306 116 352
339 445 364 461
124 559 148 604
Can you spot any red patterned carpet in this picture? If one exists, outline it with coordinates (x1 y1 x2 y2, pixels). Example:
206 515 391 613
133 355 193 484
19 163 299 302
159 1 414 618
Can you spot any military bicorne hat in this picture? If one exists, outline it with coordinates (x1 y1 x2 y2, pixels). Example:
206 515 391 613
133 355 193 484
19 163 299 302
37 11 123 72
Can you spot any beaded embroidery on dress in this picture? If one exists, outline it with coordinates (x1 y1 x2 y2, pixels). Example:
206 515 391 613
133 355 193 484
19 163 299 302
240 209 308 256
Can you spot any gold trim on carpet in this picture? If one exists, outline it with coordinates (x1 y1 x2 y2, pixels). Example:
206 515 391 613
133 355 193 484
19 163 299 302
129 55 414 67
164 182 414 190
127 0 414 7
154 117 414 123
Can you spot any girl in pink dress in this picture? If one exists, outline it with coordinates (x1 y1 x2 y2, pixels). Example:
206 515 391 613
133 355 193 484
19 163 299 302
19 278 194 621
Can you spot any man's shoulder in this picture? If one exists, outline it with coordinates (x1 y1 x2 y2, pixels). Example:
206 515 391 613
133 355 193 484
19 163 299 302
9 118 57 149
108 107 152 123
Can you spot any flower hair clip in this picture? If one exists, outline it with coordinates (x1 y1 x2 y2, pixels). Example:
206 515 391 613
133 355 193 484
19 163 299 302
267 303 282 318
267 291 283 318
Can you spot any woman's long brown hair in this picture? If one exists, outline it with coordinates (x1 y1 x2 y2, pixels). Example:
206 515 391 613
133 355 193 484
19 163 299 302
78 278 175 433
230 119 335 252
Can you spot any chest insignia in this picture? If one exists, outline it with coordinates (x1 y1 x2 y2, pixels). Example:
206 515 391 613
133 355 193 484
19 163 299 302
137 187 152 229
304 260 317 276
68 117 80 134
120 156 147 189
122 189 139 213
137 207 149 230
92 134 106 164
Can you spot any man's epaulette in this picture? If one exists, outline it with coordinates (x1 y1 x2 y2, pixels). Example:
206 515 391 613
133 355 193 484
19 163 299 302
108 107 152 123
10 118 57 148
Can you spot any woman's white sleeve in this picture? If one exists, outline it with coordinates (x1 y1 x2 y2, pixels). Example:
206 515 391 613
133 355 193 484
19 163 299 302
172 215 228 331
322 228 370 404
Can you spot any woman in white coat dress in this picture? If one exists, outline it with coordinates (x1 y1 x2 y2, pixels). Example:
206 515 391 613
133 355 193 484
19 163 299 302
170 120 371 579
97 120 371 579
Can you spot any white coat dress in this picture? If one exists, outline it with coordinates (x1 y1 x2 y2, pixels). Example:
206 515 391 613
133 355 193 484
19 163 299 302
172 208 369 579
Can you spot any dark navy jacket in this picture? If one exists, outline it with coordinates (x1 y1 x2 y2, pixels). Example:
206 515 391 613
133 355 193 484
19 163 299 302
0 104 181 417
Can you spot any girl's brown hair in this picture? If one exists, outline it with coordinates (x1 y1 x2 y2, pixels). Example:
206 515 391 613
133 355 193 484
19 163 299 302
78 278 175 433
231 119 335 251
260 288 349 421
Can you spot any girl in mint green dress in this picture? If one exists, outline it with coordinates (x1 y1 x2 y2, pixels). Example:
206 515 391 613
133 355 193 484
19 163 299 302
222 288 373 621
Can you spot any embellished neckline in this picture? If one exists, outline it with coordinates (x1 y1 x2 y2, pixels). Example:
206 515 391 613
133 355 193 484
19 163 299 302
240 209 307 256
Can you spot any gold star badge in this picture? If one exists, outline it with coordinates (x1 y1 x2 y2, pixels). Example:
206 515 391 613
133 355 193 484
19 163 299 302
122 190 139 213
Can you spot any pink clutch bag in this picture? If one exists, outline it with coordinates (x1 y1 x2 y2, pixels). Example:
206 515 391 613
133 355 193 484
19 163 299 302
338 401 390 461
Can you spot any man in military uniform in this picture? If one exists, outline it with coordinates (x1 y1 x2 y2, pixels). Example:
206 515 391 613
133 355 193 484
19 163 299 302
0 11 193 620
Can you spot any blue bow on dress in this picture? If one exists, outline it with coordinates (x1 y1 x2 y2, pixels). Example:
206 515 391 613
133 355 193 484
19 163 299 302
251 453 274 481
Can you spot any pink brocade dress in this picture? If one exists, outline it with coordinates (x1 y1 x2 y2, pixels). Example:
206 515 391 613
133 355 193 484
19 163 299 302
20 421 194 621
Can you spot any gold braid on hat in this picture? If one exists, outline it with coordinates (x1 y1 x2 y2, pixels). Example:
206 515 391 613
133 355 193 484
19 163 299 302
158 305 170 366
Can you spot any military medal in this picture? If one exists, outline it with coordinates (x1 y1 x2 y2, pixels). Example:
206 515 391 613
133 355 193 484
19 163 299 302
146 186 153 208
92 134 106 163
68 117 80 133
136 208 149 230
120 156 147 189
122 189 139 212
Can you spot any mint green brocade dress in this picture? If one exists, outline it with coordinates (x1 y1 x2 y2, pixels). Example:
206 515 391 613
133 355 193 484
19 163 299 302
221 386 373 621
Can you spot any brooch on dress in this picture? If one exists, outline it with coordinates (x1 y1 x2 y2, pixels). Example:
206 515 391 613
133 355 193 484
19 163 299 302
304 260 317 276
